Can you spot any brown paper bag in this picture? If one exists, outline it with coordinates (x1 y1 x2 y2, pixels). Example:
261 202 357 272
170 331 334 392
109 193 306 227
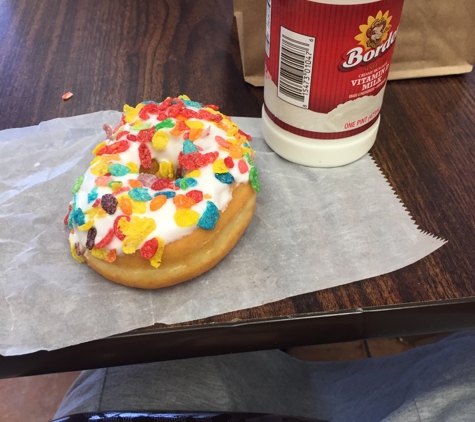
233 0 267 86
234 0 475 86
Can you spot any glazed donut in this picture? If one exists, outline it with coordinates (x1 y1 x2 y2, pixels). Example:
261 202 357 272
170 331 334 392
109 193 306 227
65 95 260 289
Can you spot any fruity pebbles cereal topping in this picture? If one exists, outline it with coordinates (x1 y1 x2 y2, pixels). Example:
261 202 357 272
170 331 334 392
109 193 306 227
65 95 259 268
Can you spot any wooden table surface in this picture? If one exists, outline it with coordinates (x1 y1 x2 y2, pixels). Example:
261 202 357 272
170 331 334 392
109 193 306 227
0 0 474 377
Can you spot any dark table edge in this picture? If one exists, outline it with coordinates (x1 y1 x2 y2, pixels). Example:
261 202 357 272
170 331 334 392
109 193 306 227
2 297 475 378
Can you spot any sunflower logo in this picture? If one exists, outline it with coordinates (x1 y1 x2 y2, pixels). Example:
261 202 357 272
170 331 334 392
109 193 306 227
355 11 392 50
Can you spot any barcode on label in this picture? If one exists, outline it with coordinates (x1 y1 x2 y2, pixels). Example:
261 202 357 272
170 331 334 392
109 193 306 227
278 27 315 108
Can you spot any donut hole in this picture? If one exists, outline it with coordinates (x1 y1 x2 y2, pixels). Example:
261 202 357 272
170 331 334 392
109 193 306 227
139 159 160 176
139 159 184 179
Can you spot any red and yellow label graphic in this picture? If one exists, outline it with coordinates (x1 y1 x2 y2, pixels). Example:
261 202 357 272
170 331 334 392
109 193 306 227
358 10 393 49
264 0 405 139
340 10 398 71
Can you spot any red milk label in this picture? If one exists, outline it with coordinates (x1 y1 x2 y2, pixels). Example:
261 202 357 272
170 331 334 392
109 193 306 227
264 0 405 140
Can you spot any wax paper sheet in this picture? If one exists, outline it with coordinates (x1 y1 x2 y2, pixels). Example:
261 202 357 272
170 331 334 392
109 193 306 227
0 112 445 356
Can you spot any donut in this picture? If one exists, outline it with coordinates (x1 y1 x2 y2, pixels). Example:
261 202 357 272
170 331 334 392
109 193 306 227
65 95 260 289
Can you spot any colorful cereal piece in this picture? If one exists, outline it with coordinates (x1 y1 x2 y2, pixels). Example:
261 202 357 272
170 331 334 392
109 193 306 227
215 173 234 184
139 143 152 168
106 249 117 263
229 144 243 159
236 134 248 145
72 175 85 194
200 126 211 138
88 187 99 203
107 125 118 138
64 204 72 226
155 118 175 130
74 242 84 258
243 152 254 166
108 181 123 192
152 130 169 151
110 140 130 154
95 175 112 186
150 195 167 211
118 196 133 215
185 120 204 130
250 167 261 193
113 215 130 240
238 129 252 141
154 191 176 199
183 139 199 154
176 177 197 190
238 159 248 174
130 122 152 131
123 103 144 124
179 109 198 120
158 97 172 110
72 208 86 226
86 226 97 250
198 108 221 121
128 179 143 188
151 178 176 191
178 151 219 171
108 163 130 177
130 197 147 214
215 135 231 148
62 91 73 100
78 218 94 231
158 161 174 179
212 158 228 174
189 128 203 141
181 99 203 109
119 215 154 238
174 209 200 227
112 186 131 196
124 104 140 123
186 169 201 178
91 247 108 260
138 102 160 120
129 187 153 202
95 228 114 249
187 178 198 187
173 194 196 209
186 190 203 204
224 156 234 169
118 216 156 254
149 237 165 268
140 238 158 259
137 173 158 187
92 141 107 155
198 201 220 230
170 120 186 136
70 240 85 263
97 140 130 155
101 194 118 215
126 162 139 173
137 127 156 142
115 130 128 140
178 178 189 190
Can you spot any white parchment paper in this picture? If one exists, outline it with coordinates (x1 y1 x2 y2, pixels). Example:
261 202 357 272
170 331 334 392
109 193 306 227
0 112 445 356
